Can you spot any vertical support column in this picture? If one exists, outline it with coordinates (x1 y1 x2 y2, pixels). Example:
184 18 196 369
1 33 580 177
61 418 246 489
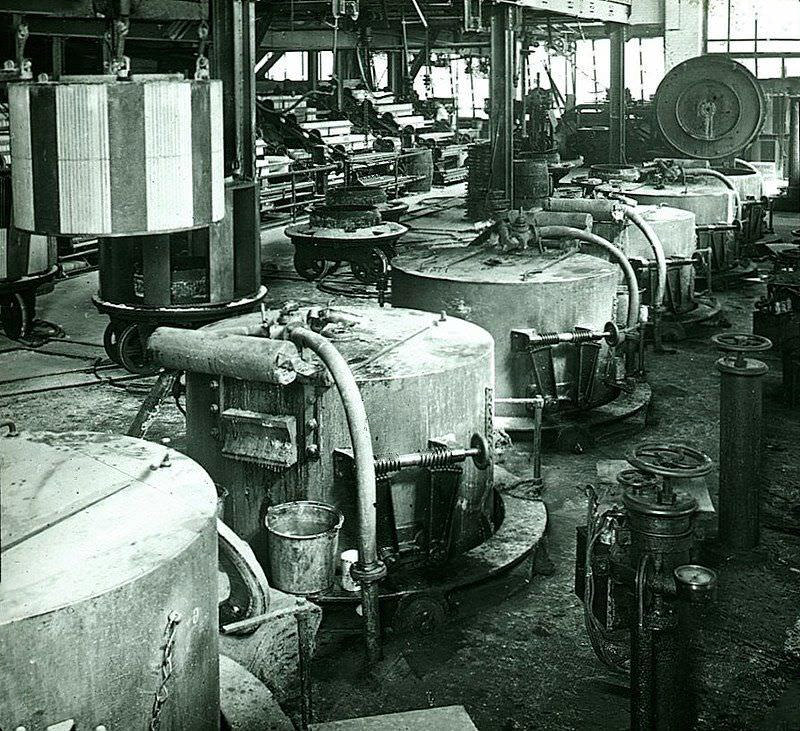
664 0 706 71
308 51 318 91
608 23 626 165
716 351 769 549
787 96 800 207
51 37 64 80
490 3 514 204
211 0 260 294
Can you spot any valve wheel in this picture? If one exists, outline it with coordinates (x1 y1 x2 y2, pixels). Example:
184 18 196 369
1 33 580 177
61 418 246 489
628 442 713 479
711 332 772 354
117 324 158 375
0 292 30 339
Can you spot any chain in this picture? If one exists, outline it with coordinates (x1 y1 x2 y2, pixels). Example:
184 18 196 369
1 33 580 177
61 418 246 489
149 610 182 730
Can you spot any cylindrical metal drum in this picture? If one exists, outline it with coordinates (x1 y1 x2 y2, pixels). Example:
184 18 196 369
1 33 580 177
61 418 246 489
185 306 496 569
0 431 220 730
391 247 619 408
595 205 698 311
9 75 224 236
600 181 736 225
513 155 551 209
713 167 764 201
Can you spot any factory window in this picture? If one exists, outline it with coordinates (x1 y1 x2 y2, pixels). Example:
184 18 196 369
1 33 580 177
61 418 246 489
706 0 800 78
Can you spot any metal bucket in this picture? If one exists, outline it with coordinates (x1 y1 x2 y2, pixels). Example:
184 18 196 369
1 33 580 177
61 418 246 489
265 501 344 595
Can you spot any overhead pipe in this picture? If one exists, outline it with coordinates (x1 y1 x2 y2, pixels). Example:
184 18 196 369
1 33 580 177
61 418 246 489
536 225 641 331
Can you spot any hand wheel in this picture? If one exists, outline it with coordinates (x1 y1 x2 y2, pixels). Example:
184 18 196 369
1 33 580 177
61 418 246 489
627 442 713 479
616 468 660 493
711 332 772 354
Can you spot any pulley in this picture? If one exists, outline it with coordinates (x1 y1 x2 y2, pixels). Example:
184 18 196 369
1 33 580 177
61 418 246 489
654 55 765 160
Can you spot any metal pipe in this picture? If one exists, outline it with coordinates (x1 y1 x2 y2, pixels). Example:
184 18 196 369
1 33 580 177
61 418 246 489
734 158 760 176
284 325 386 664
537 226 640 331
148 328 299 385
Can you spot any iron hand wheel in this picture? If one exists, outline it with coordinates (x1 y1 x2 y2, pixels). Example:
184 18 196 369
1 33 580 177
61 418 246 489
616 468 660 492
711 332 772 354
628 443 713 479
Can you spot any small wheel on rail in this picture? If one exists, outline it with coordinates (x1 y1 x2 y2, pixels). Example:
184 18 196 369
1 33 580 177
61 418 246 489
103 321 124 365
294 249 333 281
0 292 30 339
117 323 159 375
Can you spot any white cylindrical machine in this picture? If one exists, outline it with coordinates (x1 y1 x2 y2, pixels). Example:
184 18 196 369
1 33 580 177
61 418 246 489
391 247 621 412
183 306 496 569
9 75 224 236
599 181 736 225
0 431 220 730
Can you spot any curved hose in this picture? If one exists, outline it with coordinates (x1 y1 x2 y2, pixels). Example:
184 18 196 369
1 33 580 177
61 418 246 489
689 168 741 220
544 197 667 309
285 326 378 566
537 226 641 330
734 158 760 176
284 325 384 664
618 204 667 310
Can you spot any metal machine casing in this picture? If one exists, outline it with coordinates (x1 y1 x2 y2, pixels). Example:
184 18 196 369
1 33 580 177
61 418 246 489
186 306 496 568
391 247 620 410
0 431 220 730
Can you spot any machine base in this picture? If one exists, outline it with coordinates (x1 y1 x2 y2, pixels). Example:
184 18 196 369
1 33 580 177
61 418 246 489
496 380 653 452
658 297 726 342
93 287 267 373
315 494 547 635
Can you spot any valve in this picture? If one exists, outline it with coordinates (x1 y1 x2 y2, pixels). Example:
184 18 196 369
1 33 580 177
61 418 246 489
711 332 772 370
628 442 713 480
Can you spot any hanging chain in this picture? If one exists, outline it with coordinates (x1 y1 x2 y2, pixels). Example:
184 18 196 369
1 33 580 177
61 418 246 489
105 16 130 78
149 610 182 731
194 20 210 80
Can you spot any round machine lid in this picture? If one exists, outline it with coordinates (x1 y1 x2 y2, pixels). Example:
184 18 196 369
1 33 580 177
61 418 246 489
655 55 765 160
203 305 493 382
0 431 217 624
392 247 617 285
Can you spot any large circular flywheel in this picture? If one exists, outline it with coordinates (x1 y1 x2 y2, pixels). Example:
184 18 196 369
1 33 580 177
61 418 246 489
655 56 765 159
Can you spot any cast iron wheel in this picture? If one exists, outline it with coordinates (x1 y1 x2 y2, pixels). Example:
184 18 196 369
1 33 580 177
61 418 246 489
294 250 334 281
350 248 389 284
0 292 29 339
103 321 123 365
117 324 158 375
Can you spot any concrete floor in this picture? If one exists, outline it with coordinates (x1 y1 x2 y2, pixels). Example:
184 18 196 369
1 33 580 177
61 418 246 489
2 201 800 730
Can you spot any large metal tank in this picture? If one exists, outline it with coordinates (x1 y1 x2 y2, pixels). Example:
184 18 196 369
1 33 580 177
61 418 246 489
391 246 620 410
599 181 736 225
714 167 764 201
0 430 219 730
186 305 496 570
8 75 223 236
595 205 698 310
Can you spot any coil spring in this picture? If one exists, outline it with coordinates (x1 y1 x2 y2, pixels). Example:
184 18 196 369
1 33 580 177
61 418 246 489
531 329 599 346
374 449 465 475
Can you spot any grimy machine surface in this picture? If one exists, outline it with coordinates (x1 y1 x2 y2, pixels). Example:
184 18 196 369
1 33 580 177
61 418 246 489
151 304 546 636
391 215 651 451
0 429 220 730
